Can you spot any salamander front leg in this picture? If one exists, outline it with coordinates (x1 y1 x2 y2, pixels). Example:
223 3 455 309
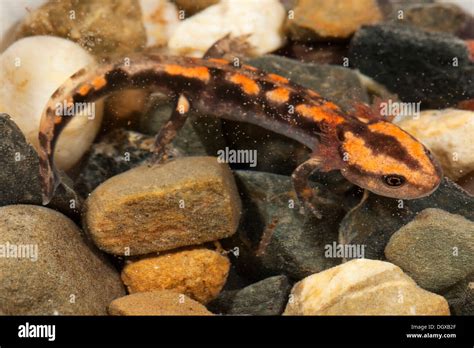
291 157 334 219
151 94 190 164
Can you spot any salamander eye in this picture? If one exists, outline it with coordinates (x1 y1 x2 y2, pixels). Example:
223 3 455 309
383 174 406 187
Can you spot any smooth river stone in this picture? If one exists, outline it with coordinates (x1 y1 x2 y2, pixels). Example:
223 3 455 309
83 156 242 255
0 205 125 315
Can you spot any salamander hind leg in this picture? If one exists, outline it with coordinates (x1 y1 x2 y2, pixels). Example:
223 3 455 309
151 94 191 164
291 156 335 219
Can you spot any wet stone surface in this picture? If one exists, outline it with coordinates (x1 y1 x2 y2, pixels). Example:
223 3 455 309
0 114 81 219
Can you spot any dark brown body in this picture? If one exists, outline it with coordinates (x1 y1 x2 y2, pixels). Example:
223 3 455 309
38 54 442 217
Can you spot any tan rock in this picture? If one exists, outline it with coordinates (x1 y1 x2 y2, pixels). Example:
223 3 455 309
14 0 146 58
0 205 125 315
83 157 241 255
396 109 474 180
286 0 382 40
108 290 213 316
284 259 450 315
122 248 230 303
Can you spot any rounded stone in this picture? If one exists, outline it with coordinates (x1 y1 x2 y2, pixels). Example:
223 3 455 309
385 208 474 292
284 259 450 315
0 205 125 315
122 248 230 304
83 156 242 255
108 291 213 316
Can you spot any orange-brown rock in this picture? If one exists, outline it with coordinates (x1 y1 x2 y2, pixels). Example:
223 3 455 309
122 248 230 303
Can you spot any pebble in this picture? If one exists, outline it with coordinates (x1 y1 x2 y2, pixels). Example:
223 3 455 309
385 208 474 292
285 0 382 40
349 24 474 108
83 157 242 255
14 0 146 58
339 177 474 260
208 275 292 315
396 109 474 180
121 248 230 304
0 36 103 171
168 0 285 57
385 2 472 37
0 114 81 219
225 170 345 280
108 291 213 316
0 205 125 315
283 259 450 315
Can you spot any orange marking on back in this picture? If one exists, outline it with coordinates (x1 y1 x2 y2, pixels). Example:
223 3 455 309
267 73 289 84
368 122 434 175
296 104 344 125
92 76 107 89
324 101 341 111
266 87 290 103
228 73 260 95
208 58 230 65
307 89 321 98
243 64 258 71
78 84 92 96
165 64 210 82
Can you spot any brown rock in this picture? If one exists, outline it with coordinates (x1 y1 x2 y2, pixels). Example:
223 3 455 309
286 0 382 40
284 259 450 315
14 0 146 58
83 157 241 255
108 290 213 315
122 248 230 304
0 205 125 315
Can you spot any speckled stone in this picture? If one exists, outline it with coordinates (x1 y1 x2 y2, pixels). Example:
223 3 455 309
14 0 146 58
108 290 213 316
84 157 242 255
349 24 474 108
122 248 230 304
0 205 125 315
385 208 474 292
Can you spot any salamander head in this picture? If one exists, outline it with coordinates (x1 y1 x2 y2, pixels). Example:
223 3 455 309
338 120 442 199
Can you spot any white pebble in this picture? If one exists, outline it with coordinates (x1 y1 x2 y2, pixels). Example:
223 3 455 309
168 0 286 57
0 36 103 171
